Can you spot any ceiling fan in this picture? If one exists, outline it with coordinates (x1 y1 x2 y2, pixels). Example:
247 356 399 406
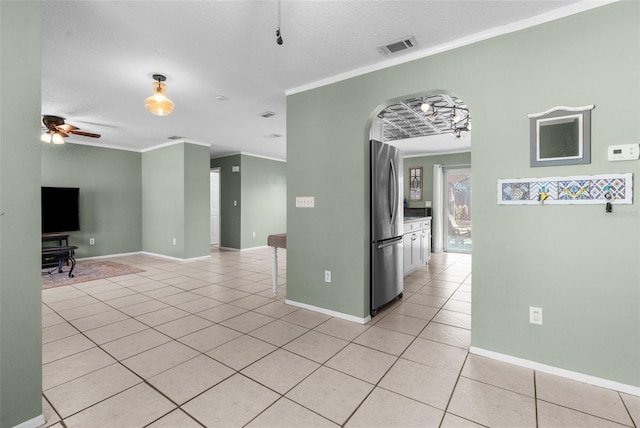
41 115 101 144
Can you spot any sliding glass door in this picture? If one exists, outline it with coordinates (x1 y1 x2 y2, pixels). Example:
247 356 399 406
444 168 472 253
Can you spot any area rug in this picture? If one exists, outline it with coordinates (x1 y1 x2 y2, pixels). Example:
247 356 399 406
42 260 144 289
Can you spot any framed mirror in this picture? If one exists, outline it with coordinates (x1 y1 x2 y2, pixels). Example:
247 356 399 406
409 167 423 201
528 105 594 167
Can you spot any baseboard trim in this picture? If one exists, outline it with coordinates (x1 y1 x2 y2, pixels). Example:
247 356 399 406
139 251 210 262
285 299 371 324
219 245 270 252
469 346 640 396
12 414 45 428
76 251 141 261
79 251 210 262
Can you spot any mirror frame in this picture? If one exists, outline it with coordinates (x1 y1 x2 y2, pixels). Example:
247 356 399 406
528 105 594 167
409 167 423 201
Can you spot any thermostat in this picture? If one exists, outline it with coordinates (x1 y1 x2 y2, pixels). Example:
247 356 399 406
608 144 639 161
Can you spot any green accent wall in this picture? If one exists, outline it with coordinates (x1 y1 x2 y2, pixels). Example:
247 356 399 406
287 2 639 386
211 154 286 250
184 144 212 258
241 156 287 249
210 155 241 249
142 143 210 259
404 152 471 207
0 1 43 426
41 144 142 257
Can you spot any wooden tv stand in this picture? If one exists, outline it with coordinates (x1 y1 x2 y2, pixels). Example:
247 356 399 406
42 233 69 247
42 233 76 277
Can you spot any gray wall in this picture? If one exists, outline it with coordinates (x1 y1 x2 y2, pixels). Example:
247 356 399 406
404 152 471 207
142 143 210 259
241 156 287 249
210 155 241 249
0 1 43 426
41 144 142 257
211 154 286 250
287 2 639 386
184 144 212 258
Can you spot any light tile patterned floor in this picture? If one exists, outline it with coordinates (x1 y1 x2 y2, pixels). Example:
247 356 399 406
40 249 639 427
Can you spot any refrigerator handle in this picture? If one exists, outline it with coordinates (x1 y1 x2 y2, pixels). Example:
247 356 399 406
376 235 403 249
389 159 397 225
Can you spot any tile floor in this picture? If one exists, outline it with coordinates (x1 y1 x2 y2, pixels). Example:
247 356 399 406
40 249 639 428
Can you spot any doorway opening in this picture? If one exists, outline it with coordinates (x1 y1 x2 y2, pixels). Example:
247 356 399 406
210 169 220 246
444 168 472 253
371 92 472 255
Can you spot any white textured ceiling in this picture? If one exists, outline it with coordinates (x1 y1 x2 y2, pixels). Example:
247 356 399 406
41 0 591 160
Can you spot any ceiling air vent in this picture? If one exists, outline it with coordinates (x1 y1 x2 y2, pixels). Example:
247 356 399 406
168 135 183 140
377 36 417 56
260 111 276 118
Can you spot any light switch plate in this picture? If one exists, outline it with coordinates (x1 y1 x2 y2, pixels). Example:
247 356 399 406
296 196 314 208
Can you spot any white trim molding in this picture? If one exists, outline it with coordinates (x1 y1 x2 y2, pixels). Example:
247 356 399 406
76 251 142 261
527 105 595 119
78 251 211 262
210 152 286 163
140 139 211 153
139 251 211 262
12 414 45 428
470 347 640 397
285 299 371 325
286 1 618 96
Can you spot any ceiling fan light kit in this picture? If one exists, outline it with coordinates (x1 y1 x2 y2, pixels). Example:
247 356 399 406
40 132 65 145
145 74 174 116
41 115 101 145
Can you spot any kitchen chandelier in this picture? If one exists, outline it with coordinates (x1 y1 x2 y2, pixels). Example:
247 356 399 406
420 99 471 139
145 74 174 116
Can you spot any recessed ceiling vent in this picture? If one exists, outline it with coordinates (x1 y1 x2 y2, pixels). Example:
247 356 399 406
377 36 417 56
168 135 183 140
260 111 276 118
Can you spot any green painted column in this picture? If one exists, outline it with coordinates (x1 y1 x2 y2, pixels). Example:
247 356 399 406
0 1 44 427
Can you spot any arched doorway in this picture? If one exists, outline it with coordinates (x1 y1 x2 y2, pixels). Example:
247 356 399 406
371 93 472 255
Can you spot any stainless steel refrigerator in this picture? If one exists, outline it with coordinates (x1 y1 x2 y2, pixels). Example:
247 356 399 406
370 139 403 316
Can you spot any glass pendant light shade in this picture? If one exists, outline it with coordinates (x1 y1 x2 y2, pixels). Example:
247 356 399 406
420 102 431 113
52 133 65 144
145 81 174 116
40 132 65 144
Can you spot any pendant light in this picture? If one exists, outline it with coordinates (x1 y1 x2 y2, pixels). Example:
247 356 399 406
145 74 174 116
275 0 283 45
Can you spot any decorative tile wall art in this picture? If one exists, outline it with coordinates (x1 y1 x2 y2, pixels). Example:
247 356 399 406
497 173 632 205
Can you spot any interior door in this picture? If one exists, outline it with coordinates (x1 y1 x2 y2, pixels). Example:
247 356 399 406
210 169 220 245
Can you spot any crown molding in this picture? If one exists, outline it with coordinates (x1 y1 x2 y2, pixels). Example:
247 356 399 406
285 0 619 96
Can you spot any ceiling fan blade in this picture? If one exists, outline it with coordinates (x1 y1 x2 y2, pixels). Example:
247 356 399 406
57 130 70 138
57 124 78 132
69 130 101 138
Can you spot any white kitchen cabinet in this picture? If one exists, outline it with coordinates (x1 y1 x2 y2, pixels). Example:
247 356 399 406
403 233 412 274
403 217 431 276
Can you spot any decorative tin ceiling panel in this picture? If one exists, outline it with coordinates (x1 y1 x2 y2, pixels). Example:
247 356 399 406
378 94 471 141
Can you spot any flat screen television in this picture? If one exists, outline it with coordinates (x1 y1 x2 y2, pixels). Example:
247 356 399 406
42 187 80 233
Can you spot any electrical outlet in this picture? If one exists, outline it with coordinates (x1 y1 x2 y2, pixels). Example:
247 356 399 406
172 238 177 245
234 200 237 206
89 238 95 245
324 270 331 283
529 306 543 325
253 232 256 238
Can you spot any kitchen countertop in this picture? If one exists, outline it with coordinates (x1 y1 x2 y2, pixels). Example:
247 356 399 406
404 216 431 223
